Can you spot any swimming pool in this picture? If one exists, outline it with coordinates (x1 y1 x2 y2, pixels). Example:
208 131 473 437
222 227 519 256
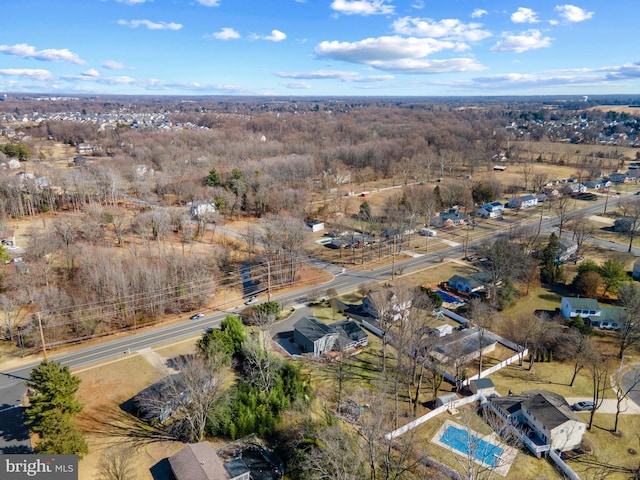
435 289 464 305
439 425 504 468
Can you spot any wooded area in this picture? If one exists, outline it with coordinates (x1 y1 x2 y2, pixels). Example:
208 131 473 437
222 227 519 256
1 94 640 351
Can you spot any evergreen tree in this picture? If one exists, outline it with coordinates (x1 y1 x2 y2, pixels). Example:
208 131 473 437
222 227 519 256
205 168 222 187
25 361 87 458
540 233 560 284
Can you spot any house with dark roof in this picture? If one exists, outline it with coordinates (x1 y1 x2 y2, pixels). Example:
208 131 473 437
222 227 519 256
488 390 587 454
430 209 468 228
168 442 250 480
447 271 492 295
330 319 368 349
293 317 339 356
293 317 368 356
431 326 497 365
133 372 215 424
479 201 504 218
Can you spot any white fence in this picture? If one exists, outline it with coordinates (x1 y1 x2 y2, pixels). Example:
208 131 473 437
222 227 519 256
549 449 581 480
463 349 528 387
385 394 481 440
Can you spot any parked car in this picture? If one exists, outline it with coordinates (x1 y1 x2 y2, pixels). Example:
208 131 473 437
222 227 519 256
244 296 258 305
189 313 204 320
571 401 594 412
419 228 437 237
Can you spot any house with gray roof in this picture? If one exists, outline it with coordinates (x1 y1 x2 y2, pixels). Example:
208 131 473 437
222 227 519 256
330 319 368 350
293 317 339 356
447 271 492 294
168 442 250 480
488 390 587 454
293 317 368 356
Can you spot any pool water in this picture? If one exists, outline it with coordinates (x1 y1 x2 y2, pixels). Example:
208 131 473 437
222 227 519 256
435 289 464 305
440 425 504 467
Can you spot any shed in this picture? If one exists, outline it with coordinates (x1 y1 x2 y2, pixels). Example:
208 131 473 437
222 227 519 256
433 324 453 337
435 392 459 407
469 378 495 396
307 220 325 232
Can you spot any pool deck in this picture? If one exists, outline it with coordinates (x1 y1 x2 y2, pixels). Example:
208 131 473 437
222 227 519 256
431 419 517 477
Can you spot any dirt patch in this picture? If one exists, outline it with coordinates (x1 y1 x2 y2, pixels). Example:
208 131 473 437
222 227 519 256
137 347 179 375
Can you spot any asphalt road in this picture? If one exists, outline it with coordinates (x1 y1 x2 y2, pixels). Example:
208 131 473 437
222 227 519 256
0 193 636 452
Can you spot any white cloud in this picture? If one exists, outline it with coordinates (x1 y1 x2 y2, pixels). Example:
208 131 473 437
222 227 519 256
330 0 394 16
206 27 240 40
281 81 312 89
392 17 491 42
82 69 100 77
511 7 539 23
102 60 127 70
411 0 425 9
251 30 287 42
115 0 151 5
0 68 53 81
117 19 182 30
366 57 484 74
275 70 394 83
491 30 553 53
0 43 85 64
554 4 594 22
471 9 487 18
265 30 287 42
316 36 456 63
315 36 483 73
196 0 221 6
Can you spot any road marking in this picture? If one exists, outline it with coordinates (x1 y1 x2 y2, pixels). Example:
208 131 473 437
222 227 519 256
0 405 21 413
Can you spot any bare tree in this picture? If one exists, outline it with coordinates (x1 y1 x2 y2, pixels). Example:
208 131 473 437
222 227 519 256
616 196 640 252
468 299 495 377
241 337 283 394
616 283 640 359
97 446 136 480
566 213 594 260
611 363 640 433
586 349 611 431
551 194 573 239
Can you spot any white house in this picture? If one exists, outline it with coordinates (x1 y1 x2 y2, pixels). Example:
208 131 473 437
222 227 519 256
557 239 578 262
560 297 625 329
190 201 217 217
362 288 411 322
560 297 601 319
480 201 504 218
507 195 538 209
488 390 587 454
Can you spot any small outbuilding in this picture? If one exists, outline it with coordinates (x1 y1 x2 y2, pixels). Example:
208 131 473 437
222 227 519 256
435 392 459 407
469 378 496 396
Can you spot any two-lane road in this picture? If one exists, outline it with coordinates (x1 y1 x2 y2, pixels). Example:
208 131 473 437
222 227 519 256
0 193 634 452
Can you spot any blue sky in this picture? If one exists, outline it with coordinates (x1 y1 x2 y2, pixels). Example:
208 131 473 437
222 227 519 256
1 0 639 97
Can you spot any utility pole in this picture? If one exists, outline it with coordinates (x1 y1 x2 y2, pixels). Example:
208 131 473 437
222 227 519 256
537 199 545 235
37 312 47 361
267 260 271 302
391 236 396 280
603 187 610 214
